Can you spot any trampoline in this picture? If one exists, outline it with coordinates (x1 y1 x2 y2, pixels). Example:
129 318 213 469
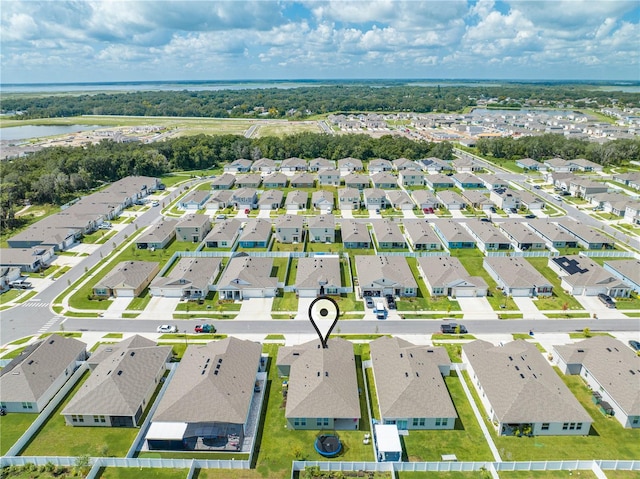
314 434 342 457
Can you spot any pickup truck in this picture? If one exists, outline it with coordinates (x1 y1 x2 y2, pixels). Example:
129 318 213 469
440 323 467 334
194 324 215 333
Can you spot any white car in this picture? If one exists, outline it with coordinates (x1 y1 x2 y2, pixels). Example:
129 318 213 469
157 324 178 333
151 201 160 207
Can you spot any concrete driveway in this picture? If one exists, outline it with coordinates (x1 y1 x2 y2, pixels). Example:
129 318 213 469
294 297 315 320
457 297 497 319
450 210 466 218
574 295 620 319
368 209 382 219
530 209 548 218
238 297 274 320
286 208 300 215
402 210 417 219
235 210 248 219
142 297 181 320
103 296 134 318
341 209 353 219
257 210 271 219
512 297 546 319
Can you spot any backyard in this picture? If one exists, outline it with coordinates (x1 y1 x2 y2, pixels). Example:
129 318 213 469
0 413 37 455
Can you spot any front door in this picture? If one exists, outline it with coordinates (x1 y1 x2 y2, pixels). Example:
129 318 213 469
397 420 408 430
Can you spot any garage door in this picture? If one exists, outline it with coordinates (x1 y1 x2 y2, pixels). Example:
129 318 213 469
453 289 476 297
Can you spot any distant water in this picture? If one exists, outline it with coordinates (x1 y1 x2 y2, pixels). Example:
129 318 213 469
0 125 100 141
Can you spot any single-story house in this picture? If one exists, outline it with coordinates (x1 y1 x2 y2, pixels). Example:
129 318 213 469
257 190 284 210
461 190 493 210
207 190 234 210
62 337 171 427
393 158 422 171
452 173 485 190
464 221 512 252
295 256 342 297
603 259 640 293
344 174 370 190
370 337 456 430
216 256 278 299
262 173 288 188
0 266 22 292
285 190 308 210
355 255 417 297
570 158 603 172
175 214 211 243
371 172 399 189
238 219 272 248
613 172 640 190
463 340 591 436
281 157 308 172
372 219 406 249
516 158 545 171
544 158 576 172
386 190 415 210
289 172 316 188
338 157 364 173
136 219 178 250
548 255 631 298
147 337 263 451
204 219 242 249
476 174 509 190
276 338 360 430
432 219 476 249
234 174 262 189
231 188 259 209
418 256 488 297
499 222 546 251
403 220 442 251
527 220 578 249
308 214 336 243
452 158 482 172
411 190 439 213
311 190 334 211
0 246 55 273
483 256 553 297
436 190 467 210
338 188 361 210
224 158 253 173
178 190 211 210
93 261 161 298
251 158 277 173
318 169 341 186
274 214 305 244
211 173 236 190
0 335 86 413
150 257 222 299
556 219 615 250
308 158 335 171
553 337 640 429
419 157 453 173
341 220 371 249
363 188 390 209
368 158 393 173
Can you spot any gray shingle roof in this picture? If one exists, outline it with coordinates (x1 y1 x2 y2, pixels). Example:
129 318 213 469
153 337 262 424
285 190 308 207
295 256 342 290
205 219 242 243
239 219 272 242
372 219 405 245
370 337 457 419
96 261 160 290
463 340 591 424
340 220 370 244
217 256 277 291
150 257 221 292
137 219 178 244
418 256 487 290
308 214 335 230
355 255 417 290
552 255 628 290
404 220 441 247
483 257 551 290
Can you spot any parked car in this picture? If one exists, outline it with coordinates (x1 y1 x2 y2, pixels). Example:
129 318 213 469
365 297 375 309
157 324 178 333
98 222 112 229
440 323 468 334
151 201 160 207
244 208 250 214
385 294 396 310
215 214 227 220
533 185 542 189
597 293 616 308
194 324 215 333
9 279 32 289
628 340 640 352
525 214 537 219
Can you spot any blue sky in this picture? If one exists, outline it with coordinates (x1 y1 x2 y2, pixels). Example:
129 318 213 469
1 0 639 84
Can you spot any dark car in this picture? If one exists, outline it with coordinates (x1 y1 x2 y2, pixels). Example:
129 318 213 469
385 295 396 310
628 340 640 352
597 293 616 308
365 297 375 309
525 214 537 219
440 323 467 334
194 324 215 333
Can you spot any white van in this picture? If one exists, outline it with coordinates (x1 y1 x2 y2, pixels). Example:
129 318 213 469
375 302 386 319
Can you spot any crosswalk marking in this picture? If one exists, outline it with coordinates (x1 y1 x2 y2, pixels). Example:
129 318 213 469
37 317 59 334
22 301 50 308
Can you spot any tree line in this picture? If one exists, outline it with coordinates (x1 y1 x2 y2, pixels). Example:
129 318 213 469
0 133 451 230
3 84 638 119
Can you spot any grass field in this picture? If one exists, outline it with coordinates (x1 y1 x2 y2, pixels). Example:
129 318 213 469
97 468 189 478
253 121 322 137
0 413 38 455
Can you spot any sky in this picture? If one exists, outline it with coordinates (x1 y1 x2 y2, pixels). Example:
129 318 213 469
1 0 639 84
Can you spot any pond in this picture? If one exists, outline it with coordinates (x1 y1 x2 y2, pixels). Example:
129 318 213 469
0 124 101 141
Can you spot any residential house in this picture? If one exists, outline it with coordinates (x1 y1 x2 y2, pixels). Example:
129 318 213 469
262 173 288 188
452 158 482 172
399 170 425 187
224 158 253 173
0 335 86 413
368 158 393 173
274 214 305 244
175 214 211 243
311 190 334 211
483 257 553 297
464 221 512 252
318 169 341 186
207 190 234 210
553 337 640 429
545 158 576 172
178 190 211 210
289 172 316 188
216 256 278 299
624 203 640 225
570 158 603 172
499 222 546 251
452 173 485 190
516 158 545 171
372 219 406 249
338 157 364 173
295 256 342 297
371 172 399 189
403 220 442 251
238 219 272 248
211 173 236 190
363 188 389 209
93 261 160 298
393 158 422 171
251 158 277 174
204 219 242 249
519 190 545 210
548 255 631 297
461 190 493 210
569 179 608 199
527 220 578 249
231 188 259 209
344 173 370 190
285 190 308 211
424 174 455 190
604 259 640 293
257 190 284 210
463 340 592 436
308 214 336 243
370 337 457 430
338 188 361 210
136 219 178 249
281 157 307 172
613 172 640 191
419 157 453 173
411 190 439 213
308 158 335 172
436 190 467 210
150 257 222 299
418 256 487 297
7 216 80 251
341 220 371 249
545 172 576 190
490 188 521 211
147 337 263 450
276 338 360 430
355 255 417 297
476 174 509 190
0 267 21 293
556 219 615 249
386 190 415 210
234 174 262 189
0 246 55 273
62 338 171 427
432 219 476 249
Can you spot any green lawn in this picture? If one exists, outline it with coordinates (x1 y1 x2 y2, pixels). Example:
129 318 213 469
0 413 38 455
19 372 139 457
397 258 461 312
457 257 519 311
103 333 123 338
433 343 463 363
333 293 365 314
125 287 152 310
0 289 23 304
97 468 189 478
364 367 380 421
271 242 305 253
9 336 33 345
175 292 241 312
272 257 290 283
272 292 298 312
401 373 494 462
498 472 597 478
397 473 483 479
1 346 29 359
525 258 583 311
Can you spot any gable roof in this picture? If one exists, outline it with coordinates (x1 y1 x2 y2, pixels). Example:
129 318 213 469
150 257 221 291
307 214 335 230
137 219 178 244
404 220 441 246
551 255 628 290
341 220 370 244
372 219 405 245
355 255 417 289
153 337 262 424
370 337 456 419
96 261 160 290
217 256 277 291
205 219 242 242
418 256 487 290
176 214 210 230
239 219 272 242
483 256 551 289
295 256 342 290
285 190 308 206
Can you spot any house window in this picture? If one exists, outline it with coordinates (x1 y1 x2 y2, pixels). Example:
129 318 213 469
0 403 5 409
316 418 329 427
294 418 306 427
569 423 576 430
94 415 106 423
71 415 84 423
541 423 550 431
21 402 33 410
562 423 569 430
412 418 426 427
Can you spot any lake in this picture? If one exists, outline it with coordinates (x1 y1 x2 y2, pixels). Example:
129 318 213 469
0 124 101 141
